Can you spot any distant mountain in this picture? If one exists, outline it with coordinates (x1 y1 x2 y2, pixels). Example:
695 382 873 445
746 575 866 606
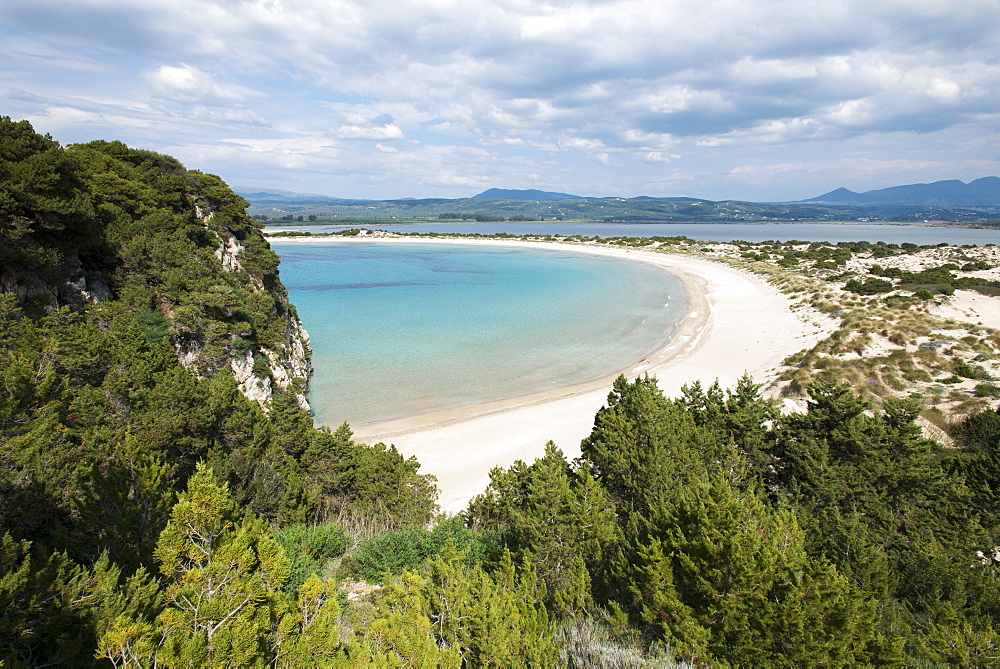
234 188 371 205
472 188 584 201
804 177 1000 206
238 183 1000 222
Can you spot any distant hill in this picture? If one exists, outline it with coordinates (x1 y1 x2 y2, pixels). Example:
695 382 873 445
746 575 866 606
233 188 371 206
472 188 584 200
804 177 1000 206
239 181 1000 223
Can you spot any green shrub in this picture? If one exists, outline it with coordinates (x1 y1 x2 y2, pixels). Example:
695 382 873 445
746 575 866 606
252 352 271 376
845 278 894 295
135 308 169 344
353 527 436 583
351 516 501 583
976 383 1000 398
914 289 935 300
274 522 349 594
955 360 993 381
231 336 253 354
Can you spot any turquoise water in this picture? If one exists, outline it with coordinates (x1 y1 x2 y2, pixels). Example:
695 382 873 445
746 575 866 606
272 242 686 427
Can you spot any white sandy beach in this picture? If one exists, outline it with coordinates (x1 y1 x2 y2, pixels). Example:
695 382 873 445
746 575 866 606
271 236 834 512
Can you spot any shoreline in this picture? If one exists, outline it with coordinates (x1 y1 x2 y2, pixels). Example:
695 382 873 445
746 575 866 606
270 235 834 511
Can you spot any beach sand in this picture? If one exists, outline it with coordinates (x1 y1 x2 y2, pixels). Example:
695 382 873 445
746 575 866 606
270 236 834 512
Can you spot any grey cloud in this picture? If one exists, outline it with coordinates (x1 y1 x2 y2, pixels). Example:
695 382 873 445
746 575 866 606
3 0 999 200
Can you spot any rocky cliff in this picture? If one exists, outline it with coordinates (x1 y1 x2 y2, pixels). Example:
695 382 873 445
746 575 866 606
0 117 312 409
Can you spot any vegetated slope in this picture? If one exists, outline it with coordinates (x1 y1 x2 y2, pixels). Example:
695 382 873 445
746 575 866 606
0 117 310 409
0 117 440 665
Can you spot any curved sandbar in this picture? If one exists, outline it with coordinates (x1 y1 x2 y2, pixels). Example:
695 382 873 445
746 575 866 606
271 236 833 512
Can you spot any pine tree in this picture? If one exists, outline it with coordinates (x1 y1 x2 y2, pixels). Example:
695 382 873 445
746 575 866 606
99 464 293 666
369 541 557 666
468 442 619 615
622 473 877 665
581 374 715 517
362 571 462 667
272 574 354 667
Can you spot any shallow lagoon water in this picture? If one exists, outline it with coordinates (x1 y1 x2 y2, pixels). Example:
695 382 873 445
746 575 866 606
273 242 686 427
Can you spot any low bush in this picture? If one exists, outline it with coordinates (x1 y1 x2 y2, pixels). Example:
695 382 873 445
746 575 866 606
845 278 894 295
975 383 1000 398
274 522 349 594
350 516 501 583
955 360 993 381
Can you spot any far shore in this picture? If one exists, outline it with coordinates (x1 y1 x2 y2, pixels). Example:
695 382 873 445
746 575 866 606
269 234 835 512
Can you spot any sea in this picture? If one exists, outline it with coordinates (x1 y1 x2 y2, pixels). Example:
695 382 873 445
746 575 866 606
273 241 686 427
271 223 1000 428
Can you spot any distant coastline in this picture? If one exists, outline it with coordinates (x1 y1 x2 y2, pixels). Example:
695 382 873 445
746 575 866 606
264 221 1000 246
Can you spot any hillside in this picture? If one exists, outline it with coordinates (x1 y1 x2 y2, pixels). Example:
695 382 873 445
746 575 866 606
244 189 1000 223
472 187 584 200
247 193 874 222
0 117 440 665
0 120 311 409
805 176 1000 205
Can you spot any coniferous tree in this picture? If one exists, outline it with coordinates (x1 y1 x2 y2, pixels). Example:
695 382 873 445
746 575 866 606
154 465 290 665
371 541 557 666
272 574 354 667
468 442 619 615
621 472 878 665
102 464 291 666
582 374 716 519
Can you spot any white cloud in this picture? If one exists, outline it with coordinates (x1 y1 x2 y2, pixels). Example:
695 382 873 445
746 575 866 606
146 64 256 105
725 157 994 192
558 137 605 151
337 123 405 140
644 151 679 163
3 0 999 200
190 106 270 126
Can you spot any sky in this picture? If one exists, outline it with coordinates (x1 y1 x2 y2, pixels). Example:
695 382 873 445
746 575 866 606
2 0 999 202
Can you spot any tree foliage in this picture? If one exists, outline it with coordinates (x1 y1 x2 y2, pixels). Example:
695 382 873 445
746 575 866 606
6 116 1000 664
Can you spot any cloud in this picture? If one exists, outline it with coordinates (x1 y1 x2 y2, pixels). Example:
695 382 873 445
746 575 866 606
2 0 999 200
558 137 606 152
336 113 405 140
644 151 679 163
146 64 255 105
724 156 1000 197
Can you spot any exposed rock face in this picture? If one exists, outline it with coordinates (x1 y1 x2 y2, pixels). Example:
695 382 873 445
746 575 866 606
194 212 313 410
213 228 245 274
0 253 112 309
230 350 273 405
261 321 313 411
